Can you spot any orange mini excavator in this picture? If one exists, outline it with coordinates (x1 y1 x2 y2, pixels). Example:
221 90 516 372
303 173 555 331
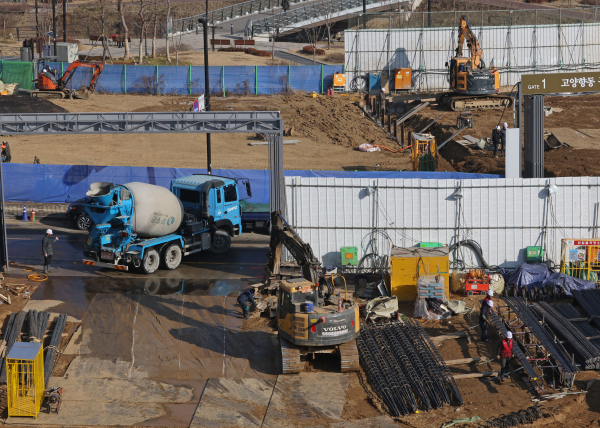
33 58 103 100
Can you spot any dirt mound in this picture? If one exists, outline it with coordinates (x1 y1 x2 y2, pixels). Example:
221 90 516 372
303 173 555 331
0 93 68 114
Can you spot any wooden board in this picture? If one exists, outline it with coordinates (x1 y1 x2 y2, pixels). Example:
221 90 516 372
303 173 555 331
453 371 498 380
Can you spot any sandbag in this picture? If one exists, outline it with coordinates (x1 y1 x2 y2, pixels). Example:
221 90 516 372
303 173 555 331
489 273 505 295
451 271 468 293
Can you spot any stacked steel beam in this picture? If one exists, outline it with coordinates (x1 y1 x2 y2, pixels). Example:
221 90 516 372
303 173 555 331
554 304 600 350
532 302 600 370
489 310 538 380
357 320 463 416
503 297 579 374
572 290 600 331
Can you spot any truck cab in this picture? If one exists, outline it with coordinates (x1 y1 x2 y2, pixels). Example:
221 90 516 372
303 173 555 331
170 174 250 237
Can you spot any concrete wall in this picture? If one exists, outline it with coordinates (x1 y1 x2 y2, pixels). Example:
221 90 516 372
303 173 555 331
285 176 600 268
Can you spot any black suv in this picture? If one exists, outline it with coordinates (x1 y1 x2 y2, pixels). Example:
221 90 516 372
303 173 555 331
66 198 93 230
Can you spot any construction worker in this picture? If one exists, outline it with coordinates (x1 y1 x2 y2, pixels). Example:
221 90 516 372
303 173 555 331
499 122 508 157
492 125 502 158
42 229 58 274
497 331 514 382
479 290 494 342
237 289 257 320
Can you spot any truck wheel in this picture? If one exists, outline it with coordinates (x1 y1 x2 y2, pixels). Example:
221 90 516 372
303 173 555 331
210 229 231 254
162 244 182 270
75 214 91 231
141 248 160 274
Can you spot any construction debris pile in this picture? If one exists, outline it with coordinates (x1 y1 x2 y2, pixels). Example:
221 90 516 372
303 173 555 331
357 319 463 416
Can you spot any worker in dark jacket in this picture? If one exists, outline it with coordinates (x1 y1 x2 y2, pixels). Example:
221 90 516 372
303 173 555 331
499 122 508 157
492 126 501 158
497 331 514 382
237 289 257 320
479 290 494 342
42 229 58 274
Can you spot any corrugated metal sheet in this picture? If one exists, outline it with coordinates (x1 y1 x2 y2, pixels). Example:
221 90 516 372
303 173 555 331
285 176 600 268
345 15 600 91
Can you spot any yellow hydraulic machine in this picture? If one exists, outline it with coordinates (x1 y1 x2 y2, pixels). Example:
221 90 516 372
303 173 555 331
411 133 437 172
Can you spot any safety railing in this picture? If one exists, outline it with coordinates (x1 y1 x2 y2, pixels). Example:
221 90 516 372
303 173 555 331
173 0 311 26
560 239 600 282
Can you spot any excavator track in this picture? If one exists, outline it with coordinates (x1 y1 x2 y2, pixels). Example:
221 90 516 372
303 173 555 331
30 90 64 100
437 92 513 111
280 336 303 374
339 339 360 372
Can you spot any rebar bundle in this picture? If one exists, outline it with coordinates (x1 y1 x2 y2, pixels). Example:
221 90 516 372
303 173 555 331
532 302 600 370
44 314 67 387
503 297 579 374
571 289 600 331
479 405 557 428
0 311 27 382
356 320 463 416
553 304 600 350
27 310 50 343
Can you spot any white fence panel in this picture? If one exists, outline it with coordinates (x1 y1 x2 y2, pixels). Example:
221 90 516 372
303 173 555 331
285 177 600 269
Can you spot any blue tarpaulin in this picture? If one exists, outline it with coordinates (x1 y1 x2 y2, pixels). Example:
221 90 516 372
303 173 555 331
506 263 551 291
541 272 596 296
3 163 503 204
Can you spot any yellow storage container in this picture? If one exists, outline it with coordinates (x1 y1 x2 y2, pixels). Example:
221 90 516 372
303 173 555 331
7 342 45 418
394 68 412 90
333 73 346 87
389 246 449 301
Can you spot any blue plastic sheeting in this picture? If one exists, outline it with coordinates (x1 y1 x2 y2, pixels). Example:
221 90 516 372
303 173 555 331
3 163 502 205
506 263 551 291
96 65 125 93
541 272 596 296
224 66 255 95
256 66 288 95
159 65 191 95
125 65 158 94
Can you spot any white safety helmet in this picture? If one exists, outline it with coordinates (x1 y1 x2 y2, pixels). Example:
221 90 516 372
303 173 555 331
488 300 494 308
496 126 501 131
487 290 494 297
381 88 386 93
503 122 508 129
505 331 513 339
46 229 53 235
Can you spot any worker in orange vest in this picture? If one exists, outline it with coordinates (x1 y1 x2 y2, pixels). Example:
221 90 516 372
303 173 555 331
497 331 514 382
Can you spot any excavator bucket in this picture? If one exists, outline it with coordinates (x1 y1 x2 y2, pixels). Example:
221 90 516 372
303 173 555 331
74 87 90 100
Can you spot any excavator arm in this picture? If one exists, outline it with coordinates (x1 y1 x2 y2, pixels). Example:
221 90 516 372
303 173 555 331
456 15 483 69
266 211 322 284
59 61 104 92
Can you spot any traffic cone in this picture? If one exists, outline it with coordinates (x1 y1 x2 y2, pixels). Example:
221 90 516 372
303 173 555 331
30 209 35 222
21 206 28 221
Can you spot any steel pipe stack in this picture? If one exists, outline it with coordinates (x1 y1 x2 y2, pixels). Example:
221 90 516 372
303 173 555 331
356 320 463 416
572 290 600 331
0 311 27 382
554 304 600 351
503 297 579 374
532 302 600 370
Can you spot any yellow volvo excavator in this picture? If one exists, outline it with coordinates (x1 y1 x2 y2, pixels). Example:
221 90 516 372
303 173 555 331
265 211 360 374
437 16 512 111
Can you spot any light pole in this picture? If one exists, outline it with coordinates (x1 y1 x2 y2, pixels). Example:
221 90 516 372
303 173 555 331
198 17 212 175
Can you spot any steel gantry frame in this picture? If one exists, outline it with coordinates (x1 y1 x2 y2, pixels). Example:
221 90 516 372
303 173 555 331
0 111 286 270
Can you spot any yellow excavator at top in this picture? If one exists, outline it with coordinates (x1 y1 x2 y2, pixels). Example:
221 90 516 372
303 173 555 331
437 16 512 111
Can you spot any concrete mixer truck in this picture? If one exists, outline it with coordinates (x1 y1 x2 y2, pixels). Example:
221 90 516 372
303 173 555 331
82 175 251 274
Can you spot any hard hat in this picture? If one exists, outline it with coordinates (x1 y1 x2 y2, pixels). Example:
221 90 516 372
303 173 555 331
505 331 513 339
46 229 53 234
487 290 493 296
503 122 508 128
488 300 494 307
496 126 501 130
381 88 385 92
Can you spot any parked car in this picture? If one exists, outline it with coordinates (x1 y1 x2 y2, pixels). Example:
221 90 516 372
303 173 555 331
66 198 92 230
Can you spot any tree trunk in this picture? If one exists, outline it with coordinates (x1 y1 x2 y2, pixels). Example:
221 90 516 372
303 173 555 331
152 0 158 58
327 26 331 50
138 1 144 64
165 0 171 62
175 49 178 66
118 0 130 60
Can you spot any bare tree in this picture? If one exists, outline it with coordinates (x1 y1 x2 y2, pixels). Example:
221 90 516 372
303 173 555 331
322 1 335 50
165 0 171 62
151 0 160 58
118 0 130 59
300 24 325 65
170 18 185 65
137 0 149 63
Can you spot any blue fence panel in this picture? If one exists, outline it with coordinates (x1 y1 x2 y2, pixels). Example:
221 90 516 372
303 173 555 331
125 65 159 94
289 65 321 92
224 66 256 95
190 66 223 96
3 163 502 205
159 65 191 95
256 66 287 94
96 64 125 93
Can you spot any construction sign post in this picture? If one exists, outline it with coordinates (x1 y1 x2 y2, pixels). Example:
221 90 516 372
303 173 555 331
522 72 600 95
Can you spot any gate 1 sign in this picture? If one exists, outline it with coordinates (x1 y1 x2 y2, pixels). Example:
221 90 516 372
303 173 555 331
522 72 600 95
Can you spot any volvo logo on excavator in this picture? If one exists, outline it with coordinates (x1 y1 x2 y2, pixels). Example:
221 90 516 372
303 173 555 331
323 326 347 332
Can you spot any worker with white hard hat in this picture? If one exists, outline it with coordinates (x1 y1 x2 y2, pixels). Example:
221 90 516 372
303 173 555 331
497 330 514 382
479 289 494 342
499 122 508 157
492 125 502 158
42 229 59 274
